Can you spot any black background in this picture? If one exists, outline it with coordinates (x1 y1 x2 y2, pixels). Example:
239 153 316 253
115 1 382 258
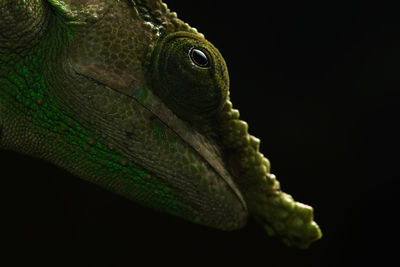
1 0 399 266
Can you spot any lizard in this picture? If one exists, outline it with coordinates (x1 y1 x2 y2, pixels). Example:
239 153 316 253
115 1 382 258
0 0 322 248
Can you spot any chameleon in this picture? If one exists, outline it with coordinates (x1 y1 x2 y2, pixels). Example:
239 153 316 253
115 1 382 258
0 0 322 248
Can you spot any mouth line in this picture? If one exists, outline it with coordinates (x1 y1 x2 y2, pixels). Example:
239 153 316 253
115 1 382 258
74 70 247 212
128 86 248 212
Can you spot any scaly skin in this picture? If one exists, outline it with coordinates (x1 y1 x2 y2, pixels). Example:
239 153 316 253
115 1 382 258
0 0 322 248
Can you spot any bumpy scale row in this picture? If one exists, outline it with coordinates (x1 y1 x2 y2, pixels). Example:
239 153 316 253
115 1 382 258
218 99 321 248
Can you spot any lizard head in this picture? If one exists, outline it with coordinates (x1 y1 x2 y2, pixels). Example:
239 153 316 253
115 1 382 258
50 0 247 230
4 0 321 245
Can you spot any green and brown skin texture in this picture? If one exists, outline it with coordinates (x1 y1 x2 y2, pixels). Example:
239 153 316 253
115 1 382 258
0 0 322 248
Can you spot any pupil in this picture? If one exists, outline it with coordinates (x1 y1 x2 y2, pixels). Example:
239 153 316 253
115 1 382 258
190 48 209 67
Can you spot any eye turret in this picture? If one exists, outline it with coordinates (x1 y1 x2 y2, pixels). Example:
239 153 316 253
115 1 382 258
150 32 229 121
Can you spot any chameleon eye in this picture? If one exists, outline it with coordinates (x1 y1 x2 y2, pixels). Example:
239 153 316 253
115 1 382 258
150 31 229 121
189 48 210 68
